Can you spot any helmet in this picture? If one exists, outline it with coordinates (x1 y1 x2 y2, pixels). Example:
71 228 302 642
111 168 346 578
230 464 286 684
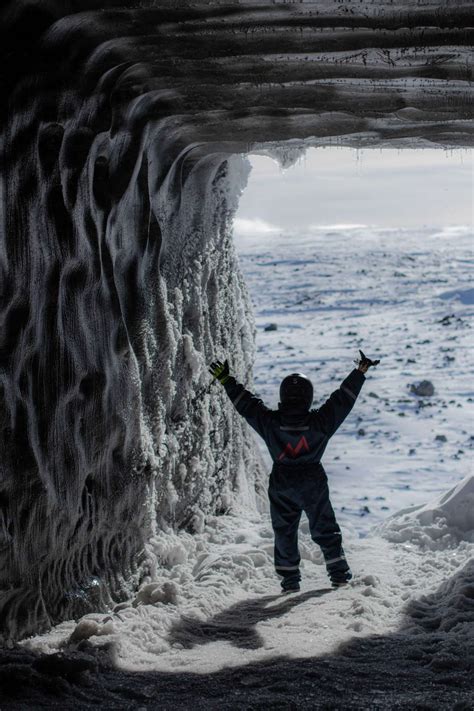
279 373 313 410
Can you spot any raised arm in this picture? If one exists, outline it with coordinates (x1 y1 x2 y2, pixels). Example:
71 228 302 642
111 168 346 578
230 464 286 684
209 359 271 439
313 351 380 437
313 368 365 438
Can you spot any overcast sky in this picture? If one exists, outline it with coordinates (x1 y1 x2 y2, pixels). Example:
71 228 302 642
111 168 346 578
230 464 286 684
233 147 473 236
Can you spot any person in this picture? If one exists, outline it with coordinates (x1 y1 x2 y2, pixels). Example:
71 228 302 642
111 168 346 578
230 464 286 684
208 351 380 593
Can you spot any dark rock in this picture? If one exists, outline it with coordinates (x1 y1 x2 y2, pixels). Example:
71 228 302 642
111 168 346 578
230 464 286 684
410 381 435 397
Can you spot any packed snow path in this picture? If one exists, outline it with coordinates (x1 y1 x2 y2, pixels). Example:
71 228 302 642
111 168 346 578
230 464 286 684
4 477 473 709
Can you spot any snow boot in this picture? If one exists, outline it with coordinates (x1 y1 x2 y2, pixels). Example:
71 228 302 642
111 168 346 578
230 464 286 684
280 573 301 594
281 580 301 594
330 571 353 588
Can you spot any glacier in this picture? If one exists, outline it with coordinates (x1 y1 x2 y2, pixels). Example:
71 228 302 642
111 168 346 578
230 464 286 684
1 0 473 641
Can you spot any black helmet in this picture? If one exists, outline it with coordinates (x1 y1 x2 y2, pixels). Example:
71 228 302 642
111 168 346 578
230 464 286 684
279 373 313 410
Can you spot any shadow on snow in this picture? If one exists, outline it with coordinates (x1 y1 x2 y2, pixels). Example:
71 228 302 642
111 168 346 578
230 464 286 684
0 561 472 710
167 588 334 650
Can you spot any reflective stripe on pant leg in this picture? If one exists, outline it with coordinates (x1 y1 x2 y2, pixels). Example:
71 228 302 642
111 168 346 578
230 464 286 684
324 549 350 576
325 555 346 566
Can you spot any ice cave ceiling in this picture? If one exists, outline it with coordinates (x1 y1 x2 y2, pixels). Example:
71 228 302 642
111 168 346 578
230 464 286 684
3 1 474 151
0 0 473 639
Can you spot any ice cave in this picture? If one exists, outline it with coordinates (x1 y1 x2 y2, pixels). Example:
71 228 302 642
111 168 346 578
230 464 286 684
0 1 473 707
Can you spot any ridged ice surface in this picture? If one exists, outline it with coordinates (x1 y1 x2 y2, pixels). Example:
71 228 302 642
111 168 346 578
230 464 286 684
0 0 472 639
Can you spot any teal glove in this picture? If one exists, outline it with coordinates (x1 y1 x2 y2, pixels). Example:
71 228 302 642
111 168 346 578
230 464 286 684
209 359 231 384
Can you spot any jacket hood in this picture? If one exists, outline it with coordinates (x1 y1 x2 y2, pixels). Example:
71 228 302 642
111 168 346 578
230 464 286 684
278 401 309 413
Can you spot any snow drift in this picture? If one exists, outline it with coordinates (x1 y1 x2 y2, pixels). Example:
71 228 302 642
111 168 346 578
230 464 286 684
380 475 474 549
1 0 473 639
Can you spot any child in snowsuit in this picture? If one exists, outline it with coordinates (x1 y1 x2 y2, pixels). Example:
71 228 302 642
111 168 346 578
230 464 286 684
209 352 379 593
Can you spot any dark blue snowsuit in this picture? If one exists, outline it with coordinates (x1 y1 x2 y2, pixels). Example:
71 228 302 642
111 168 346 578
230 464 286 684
223 368 366 584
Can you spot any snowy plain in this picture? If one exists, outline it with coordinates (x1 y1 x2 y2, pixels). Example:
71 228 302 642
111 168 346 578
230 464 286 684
10 153 474 709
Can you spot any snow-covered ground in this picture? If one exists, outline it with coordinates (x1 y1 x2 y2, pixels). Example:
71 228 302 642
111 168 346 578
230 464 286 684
9 478 474 708
7 219 473 709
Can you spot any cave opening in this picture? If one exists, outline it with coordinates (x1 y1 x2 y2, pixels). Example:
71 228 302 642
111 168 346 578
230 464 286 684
231 145 472 535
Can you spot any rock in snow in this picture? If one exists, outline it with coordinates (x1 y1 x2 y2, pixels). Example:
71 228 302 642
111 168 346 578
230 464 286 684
410 380 435 397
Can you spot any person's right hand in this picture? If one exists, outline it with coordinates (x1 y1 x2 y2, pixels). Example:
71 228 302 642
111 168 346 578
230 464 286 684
209 359 231 384
357 350 380 373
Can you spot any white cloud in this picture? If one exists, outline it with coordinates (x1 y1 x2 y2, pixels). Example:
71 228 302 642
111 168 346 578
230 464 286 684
232 217 280 236
308 223 367 231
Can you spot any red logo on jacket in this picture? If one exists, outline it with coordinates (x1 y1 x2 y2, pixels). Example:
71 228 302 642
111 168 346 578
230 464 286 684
278 435 310 460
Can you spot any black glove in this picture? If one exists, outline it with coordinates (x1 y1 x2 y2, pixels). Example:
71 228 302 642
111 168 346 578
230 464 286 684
355 349 380 373
209 359 231 384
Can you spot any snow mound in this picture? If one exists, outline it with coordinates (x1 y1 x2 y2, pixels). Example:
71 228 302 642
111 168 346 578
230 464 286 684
379 475 474 550
398 558 474 679
134 581 179 606
69 618 115 643
404 558 474 637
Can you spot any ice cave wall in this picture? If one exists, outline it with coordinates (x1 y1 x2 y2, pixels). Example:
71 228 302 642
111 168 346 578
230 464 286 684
0 0 472 639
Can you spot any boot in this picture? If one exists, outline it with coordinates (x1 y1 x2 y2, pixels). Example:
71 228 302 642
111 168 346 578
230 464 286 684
330 570 353 588
280 572 301 594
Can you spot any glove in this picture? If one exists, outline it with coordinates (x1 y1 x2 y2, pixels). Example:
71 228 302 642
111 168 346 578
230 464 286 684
355 349 380 374
209 359 231 384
